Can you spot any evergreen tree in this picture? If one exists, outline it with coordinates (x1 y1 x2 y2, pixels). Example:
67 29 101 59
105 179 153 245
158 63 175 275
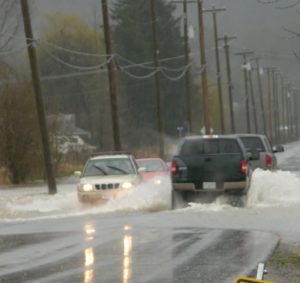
112 0 187 151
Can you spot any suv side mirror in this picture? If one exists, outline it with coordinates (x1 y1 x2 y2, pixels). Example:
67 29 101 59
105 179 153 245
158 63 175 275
272 144 284 153
74 171 82 177
138 167 145 173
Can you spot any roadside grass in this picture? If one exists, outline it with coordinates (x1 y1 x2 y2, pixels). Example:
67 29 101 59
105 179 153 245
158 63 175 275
266 243 300 282
270 247 300 266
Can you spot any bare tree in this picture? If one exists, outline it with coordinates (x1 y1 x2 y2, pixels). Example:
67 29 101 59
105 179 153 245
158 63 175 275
0 0 21 50
0 63 42 184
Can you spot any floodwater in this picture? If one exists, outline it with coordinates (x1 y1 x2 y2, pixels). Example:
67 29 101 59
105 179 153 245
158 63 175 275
0 176 172 221
1 168 300 220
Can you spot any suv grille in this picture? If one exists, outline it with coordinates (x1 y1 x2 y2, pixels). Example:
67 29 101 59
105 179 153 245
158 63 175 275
95 183 120 190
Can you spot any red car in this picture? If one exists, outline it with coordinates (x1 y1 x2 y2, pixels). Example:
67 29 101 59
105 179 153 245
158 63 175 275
136 158 170 183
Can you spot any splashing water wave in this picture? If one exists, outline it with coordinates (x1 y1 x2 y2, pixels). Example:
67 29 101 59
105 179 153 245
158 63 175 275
2 169 300 220
0 177 172 221
178 169 300 212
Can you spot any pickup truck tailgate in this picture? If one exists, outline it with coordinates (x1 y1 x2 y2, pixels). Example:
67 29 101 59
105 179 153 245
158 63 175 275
173 153 245 182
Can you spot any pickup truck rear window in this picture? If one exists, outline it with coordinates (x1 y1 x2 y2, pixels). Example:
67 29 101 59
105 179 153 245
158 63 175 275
240 137 266 152
180 139 241 155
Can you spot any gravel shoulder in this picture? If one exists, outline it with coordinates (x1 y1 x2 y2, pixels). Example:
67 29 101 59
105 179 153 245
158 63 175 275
264 241 300 283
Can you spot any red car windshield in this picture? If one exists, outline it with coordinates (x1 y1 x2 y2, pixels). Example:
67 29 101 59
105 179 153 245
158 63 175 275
137 160 165 172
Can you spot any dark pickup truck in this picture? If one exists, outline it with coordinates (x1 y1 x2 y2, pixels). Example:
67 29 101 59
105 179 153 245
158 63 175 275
171 135 256 208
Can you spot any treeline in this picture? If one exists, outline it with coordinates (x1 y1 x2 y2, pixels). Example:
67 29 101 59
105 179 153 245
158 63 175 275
0 0 222 184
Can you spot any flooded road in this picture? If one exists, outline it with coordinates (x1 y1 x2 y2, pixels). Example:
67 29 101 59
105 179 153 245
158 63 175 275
0 210 278 283
1 141 300 282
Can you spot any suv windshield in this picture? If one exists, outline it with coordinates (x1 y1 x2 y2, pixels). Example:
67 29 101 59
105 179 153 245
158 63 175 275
83 158 136 176
180 139 241 155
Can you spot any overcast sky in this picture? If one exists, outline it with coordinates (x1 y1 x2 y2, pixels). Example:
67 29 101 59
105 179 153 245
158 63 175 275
29 0 300 88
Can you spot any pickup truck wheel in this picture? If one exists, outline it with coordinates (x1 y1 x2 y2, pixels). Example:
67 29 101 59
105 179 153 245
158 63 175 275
227 194 246 208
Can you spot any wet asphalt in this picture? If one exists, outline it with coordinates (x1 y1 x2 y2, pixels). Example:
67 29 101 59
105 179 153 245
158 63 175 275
0 213 278 283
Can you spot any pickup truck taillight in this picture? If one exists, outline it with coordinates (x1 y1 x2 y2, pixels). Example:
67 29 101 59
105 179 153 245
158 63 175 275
171 161 177 175
241 160 247 174
265 154 272 169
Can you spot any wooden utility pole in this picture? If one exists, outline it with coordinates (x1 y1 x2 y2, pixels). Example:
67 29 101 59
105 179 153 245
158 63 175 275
272 69 279 144
20 0 57 195
254 57 267 134
101 0 121 151
294 91 299 139
280 76 287 143
285 83 291 141
293 89 299 140
218 35 237 133
248 68 258 133
204 6 226 134
235 50 254 133
266 67 274 143
150 0 164 157
197 0 210 134
183 0 192 134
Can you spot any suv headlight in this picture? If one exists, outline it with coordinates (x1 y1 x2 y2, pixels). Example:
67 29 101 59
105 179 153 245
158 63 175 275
121 181 133 189
81 184 93 192
154 177 162 185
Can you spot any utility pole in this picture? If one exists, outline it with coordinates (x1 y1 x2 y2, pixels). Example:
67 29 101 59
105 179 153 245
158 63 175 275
254 57 267 134
291 91 297 139
204 6 226 134
20 0 57 195
235 50 254 133
295 91 300 139
101 0 121 151
292 91 297 139
280 76 287 143
272 69 279 144
248 67 258 133
286 84 292 140
218 35 237 133
150 0 164 157
278 74 289 142
197 0 210 134
183 0 192 134
265 67 274 143
289 91 295 139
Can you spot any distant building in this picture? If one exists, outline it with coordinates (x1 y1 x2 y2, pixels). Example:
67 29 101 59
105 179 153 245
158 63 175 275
47 114 96 154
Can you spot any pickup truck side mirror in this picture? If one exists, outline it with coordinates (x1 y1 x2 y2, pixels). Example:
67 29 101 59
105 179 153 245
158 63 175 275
272 144 284 153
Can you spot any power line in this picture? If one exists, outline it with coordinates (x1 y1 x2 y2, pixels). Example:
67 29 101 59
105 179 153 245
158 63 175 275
0 44 32 57
40 39 110 58
43 48 114 71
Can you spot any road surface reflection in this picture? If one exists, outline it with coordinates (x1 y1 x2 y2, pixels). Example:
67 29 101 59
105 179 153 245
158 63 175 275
123 226 133 283
84 224 96 283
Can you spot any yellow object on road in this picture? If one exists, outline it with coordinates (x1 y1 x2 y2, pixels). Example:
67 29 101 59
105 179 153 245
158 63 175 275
234 277 276 283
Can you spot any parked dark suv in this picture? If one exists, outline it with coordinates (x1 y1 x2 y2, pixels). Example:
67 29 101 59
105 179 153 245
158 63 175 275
171 135 258 208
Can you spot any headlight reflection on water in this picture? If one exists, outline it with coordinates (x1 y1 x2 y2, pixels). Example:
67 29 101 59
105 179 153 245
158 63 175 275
84 224 96 283
123 226 133 283
82 224 133 283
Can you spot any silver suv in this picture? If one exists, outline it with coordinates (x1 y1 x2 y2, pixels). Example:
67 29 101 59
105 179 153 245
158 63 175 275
237 134 284 170
75 153 143 203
